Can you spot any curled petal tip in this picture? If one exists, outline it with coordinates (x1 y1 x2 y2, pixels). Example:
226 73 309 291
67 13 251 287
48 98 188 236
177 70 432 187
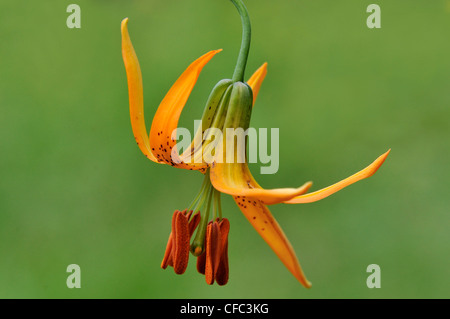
289 261 312 288
290 260 312 288
209 49 223 58
304 181 313 190
379 148 391 162
207 49 223 59
366 148 391 178
247 62 268 105
384 148 391 157
121 17 129 29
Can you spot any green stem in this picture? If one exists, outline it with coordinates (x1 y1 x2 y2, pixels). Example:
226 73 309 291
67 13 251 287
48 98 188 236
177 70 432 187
230 0 251 83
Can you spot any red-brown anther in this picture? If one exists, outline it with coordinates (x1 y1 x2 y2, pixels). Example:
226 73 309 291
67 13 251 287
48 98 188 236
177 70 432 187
161 210 201 274
215 218 230 286
196 218 230 285
161 210 179 270
161 232 174 269
172 210 190 274
162 211 229 284
205 221 222 285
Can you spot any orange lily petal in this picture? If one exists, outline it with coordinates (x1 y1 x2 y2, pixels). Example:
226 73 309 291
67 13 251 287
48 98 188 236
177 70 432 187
284 149 390 204
247 63 267 106
149 50 222 171
233 196 311 288
223 160 311 287
121 18 158 162
210 162 312 205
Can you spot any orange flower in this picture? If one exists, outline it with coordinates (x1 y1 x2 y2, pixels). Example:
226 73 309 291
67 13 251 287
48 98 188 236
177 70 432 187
121 9 389 288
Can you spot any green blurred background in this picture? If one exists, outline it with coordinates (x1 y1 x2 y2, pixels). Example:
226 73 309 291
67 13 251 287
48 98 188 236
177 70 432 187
0 0 449 298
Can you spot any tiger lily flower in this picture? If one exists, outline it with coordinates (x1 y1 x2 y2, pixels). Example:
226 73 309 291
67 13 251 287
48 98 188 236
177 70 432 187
121 0 389 288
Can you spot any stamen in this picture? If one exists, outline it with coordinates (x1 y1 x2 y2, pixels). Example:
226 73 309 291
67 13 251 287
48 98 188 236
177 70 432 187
161 210 181 269
205 221 222 285
161 210 201 272
172 211 190 274
161 172 227 283
196 218 230 285
161 232 173 269
216 218 230 286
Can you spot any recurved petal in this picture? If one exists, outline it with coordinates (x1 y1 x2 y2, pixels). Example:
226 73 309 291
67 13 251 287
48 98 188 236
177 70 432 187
247 63 267 106
121 18 158 162
210 162 312 205
149 50 222 171
233 196 311 288
227 162 311 287
284 149 390 204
